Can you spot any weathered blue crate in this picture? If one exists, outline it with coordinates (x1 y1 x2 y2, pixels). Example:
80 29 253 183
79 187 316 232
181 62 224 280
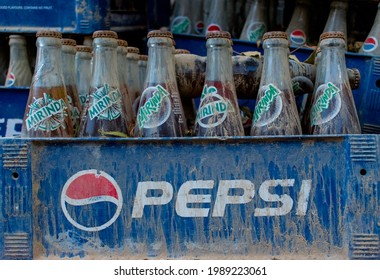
0 135 379 259
0 0 111 34
174 34 380 134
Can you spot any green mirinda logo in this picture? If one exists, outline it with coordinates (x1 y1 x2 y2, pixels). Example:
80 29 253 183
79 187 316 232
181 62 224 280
88 84 122 121
171 16 191 34
253 84 281 124
248 23 266 42
311 82 341 126
26 93 68 131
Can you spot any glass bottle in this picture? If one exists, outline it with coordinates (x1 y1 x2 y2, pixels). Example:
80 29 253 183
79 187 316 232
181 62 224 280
21 31 74 137
79 30 129 137
170 0 192 34
205 0 234 33
116 40 134 127
239 0 267 43
194 31 244 136
75 45 92 109
308 31 361 134
0 37 9 85
135 30 187 137
5 35 32 87
359 3 380 56
192 0 205 35
251 31 302 136
323 1 348 43
285 0 311 47
61 38 82 136
126 46 141 118
138 54 148 94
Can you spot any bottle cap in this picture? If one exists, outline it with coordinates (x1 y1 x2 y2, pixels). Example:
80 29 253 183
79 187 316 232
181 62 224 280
61 38 77 46
319 31 345 41
92 30 118 39
139 54 148 61
262 31 288 41
76 45 92 53
206 31 231 40
174 49 190 55
147 30 173 39
350 68 361 90
117 39 128 47
36 30 62 39
9 35 26 40
127 47 140 54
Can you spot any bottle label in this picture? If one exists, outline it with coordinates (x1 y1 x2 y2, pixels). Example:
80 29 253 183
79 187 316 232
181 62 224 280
196 85 232 128
25 93 68 132
194 20 204 35
253 84 283 126
207 24 222 32
171 16 191 34
67 95 81 125
137 85 171 129
79 93 87 107
5 72 15 87
247 22 266 42
362 37 378 53
311 82 341 126
290 29 306 45
88 84 122 121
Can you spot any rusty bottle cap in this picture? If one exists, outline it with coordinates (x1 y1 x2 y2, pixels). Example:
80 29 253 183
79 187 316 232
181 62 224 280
61 38 77 46
319 31 345 42
92 30 118 39
127 47 140 54
139 54 148 61
262 31 288 41
36 30 62 39
206 31 231 40
76 45 92 53
147 30 173 39
117 39 128 47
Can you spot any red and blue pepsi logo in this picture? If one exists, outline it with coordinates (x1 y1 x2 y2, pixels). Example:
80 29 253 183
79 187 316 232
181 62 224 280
194 21 204 35
362 37 378 53
61 170 123 232
207 24 222 33
290 29 306 45
5 72 15 87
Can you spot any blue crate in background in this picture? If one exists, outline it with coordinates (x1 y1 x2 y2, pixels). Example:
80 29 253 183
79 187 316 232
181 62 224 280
0 0 111 34
174 34 380 134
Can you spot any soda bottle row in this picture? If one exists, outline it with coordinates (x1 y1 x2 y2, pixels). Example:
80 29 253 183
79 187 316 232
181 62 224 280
170 0 380 56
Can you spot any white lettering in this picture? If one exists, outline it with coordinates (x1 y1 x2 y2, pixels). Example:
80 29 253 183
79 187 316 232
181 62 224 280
212 180 255 217
254 179 294 216
5 118 22 137
175 180 214 217
296 180 312 215
131 182 173 218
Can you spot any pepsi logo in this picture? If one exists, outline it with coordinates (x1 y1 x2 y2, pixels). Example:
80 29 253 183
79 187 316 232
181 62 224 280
207 24 222 32
194 21 204 35
5 72 15 87
362 37 378 53
290 29 306 45
61 170 123 232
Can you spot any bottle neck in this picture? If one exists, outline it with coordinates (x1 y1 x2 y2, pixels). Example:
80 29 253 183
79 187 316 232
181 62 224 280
92 38 119 88
317 38 348 85
205 38 233 83
145 37 176 85
261 39 292 85
61 47 76 86
247 0 266 22
9 42 29 65
324 6 347 38
75 53 92 94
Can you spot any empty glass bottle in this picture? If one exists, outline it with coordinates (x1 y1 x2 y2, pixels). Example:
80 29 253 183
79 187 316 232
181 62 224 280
170 0 192 34
21 31 74 137
135 30 187 137
61 38 82 136
359 3 380 56
323 1 348 43
239 0 267 43
251 31 302 136
285 0 311 47
75 45 92 109
205 0 234 33
79 30 130 137
138 54 148 94
126 46 141 118
116 40 134 127
5 35 32 87
308 31 361 134
194 31 244 136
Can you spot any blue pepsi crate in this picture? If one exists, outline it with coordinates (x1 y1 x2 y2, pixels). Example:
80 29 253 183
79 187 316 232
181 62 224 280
174 34 380 134
0 135 379 259
0 0 111 34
